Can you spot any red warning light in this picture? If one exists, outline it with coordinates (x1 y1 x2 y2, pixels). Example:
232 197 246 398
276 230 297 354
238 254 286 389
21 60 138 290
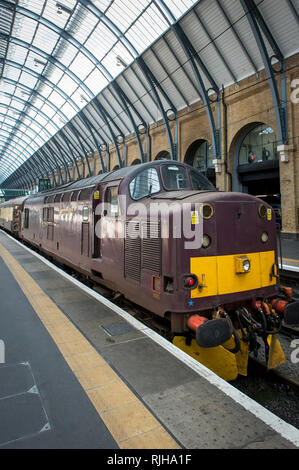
184 276 197 288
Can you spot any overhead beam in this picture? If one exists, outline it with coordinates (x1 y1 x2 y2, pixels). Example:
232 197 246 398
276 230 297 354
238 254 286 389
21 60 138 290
241 0 288 144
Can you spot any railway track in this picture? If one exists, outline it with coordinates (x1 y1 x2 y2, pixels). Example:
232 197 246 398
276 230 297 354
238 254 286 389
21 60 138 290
279 269 299 287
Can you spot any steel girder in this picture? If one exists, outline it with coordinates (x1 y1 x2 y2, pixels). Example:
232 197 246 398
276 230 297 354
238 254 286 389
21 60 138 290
0 102 53 140
241 0 288 145
216 0 259 76
136 55 178 160
112 81 147 164
287 0 299 26
1 4 151 171
80 109 109 172
172 22 221 159
2 60 80 113
155 0 221 160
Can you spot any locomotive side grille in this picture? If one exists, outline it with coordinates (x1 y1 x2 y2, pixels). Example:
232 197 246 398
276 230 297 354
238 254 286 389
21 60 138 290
141 221 161 275
124 221 141 282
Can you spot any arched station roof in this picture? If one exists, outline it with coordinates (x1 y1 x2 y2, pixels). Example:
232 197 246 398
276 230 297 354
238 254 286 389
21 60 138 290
0 0 298 188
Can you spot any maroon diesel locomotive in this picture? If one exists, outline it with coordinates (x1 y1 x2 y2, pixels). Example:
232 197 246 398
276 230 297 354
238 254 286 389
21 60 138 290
1 161 298 381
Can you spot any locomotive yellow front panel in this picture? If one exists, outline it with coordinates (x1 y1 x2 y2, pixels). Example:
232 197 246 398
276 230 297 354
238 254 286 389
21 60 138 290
190 250 276 298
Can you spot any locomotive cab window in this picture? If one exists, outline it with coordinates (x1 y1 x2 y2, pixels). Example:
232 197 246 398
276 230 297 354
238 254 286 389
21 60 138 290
189 169 214 191
106 187 119 217
161 165 189 190
129 168 160 200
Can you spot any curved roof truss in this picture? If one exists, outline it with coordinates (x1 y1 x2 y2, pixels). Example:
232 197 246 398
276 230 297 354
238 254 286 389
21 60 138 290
0 0 298 188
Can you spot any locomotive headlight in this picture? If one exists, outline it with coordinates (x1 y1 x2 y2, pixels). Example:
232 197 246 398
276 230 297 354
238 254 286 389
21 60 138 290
242 260 251 272
202 234 211 248
258 204 267 218
235 255 251 274
261 232 269 243
200 203 214 220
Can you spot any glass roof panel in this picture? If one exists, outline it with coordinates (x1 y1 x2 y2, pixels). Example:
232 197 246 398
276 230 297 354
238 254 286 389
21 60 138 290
60 102 77 119
58 42 79 67
33 24 60 55
40 102 56 119
43 0 74 29
45 121 58 135
101 52 122 78
58 74 78 95
0 0 199 184
106 0 148 33
47 89 66 109
47 67 64 84
37 82 53 99
162 0 196 20
1 81 16 95
4 66 21 82
84 68 109 95
69 53 95 81
84 22 118 61
71 89 91 107
12 14 37 44
93 0 112 10
10 99 25 111
7 44 28 65
18 0 44 16
19 71 38 88
70 7 99 44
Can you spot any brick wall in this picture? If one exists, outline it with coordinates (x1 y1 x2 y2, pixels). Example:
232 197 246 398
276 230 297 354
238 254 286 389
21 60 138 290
65 53 299 236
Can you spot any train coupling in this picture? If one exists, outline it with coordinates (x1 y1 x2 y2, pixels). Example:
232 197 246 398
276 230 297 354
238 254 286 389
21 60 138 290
187 314 233 348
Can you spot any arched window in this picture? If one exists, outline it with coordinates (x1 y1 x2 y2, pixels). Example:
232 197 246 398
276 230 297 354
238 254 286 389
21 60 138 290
131 159 141 166
112 165 120 171
155 151 170 160
185 140 214 171
239 124 277 166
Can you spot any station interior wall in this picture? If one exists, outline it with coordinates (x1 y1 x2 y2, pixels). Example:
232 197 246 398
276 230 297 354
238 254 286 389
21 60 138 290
37 53 299 236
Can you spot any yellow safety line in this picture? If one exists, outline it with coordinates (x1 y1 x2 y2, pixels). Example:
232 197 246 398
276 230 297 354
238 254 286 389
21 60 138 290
0 242 179 449
282 257 299 264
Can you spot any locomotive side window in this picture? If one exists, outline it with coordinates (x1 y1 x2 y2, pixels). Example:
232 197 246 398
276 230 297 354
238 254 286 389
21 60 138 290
43 207 47 221
189 169 214 191
48 207 54 223
161 165 189 190
129 168 160 200
24 208 29 229
107 187 119 217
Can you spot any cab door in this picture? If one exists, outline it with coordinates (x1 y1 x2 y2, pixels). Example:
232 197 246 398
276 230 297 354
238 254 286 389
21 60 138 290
93 183 120 259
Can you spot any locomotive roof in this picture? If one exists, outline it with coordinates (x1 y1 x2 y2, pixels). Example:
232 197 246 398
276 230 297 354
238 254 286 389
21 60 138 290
35 160 195 196
0 195 28 206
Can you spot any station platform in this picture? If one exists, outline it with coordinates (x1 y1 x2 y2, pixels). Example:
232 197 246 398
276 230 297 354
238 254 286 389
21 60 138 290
0 230 298 450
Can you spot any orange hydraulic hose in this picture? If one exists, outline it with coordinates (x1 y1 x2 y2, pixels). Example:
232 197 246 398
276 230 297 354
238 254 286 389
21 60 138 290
187 315 208 332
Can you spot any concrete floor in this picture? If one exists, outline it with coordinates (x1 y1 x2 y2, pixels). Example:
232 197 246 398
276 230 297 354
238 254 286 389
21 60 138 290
0 230 298 449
